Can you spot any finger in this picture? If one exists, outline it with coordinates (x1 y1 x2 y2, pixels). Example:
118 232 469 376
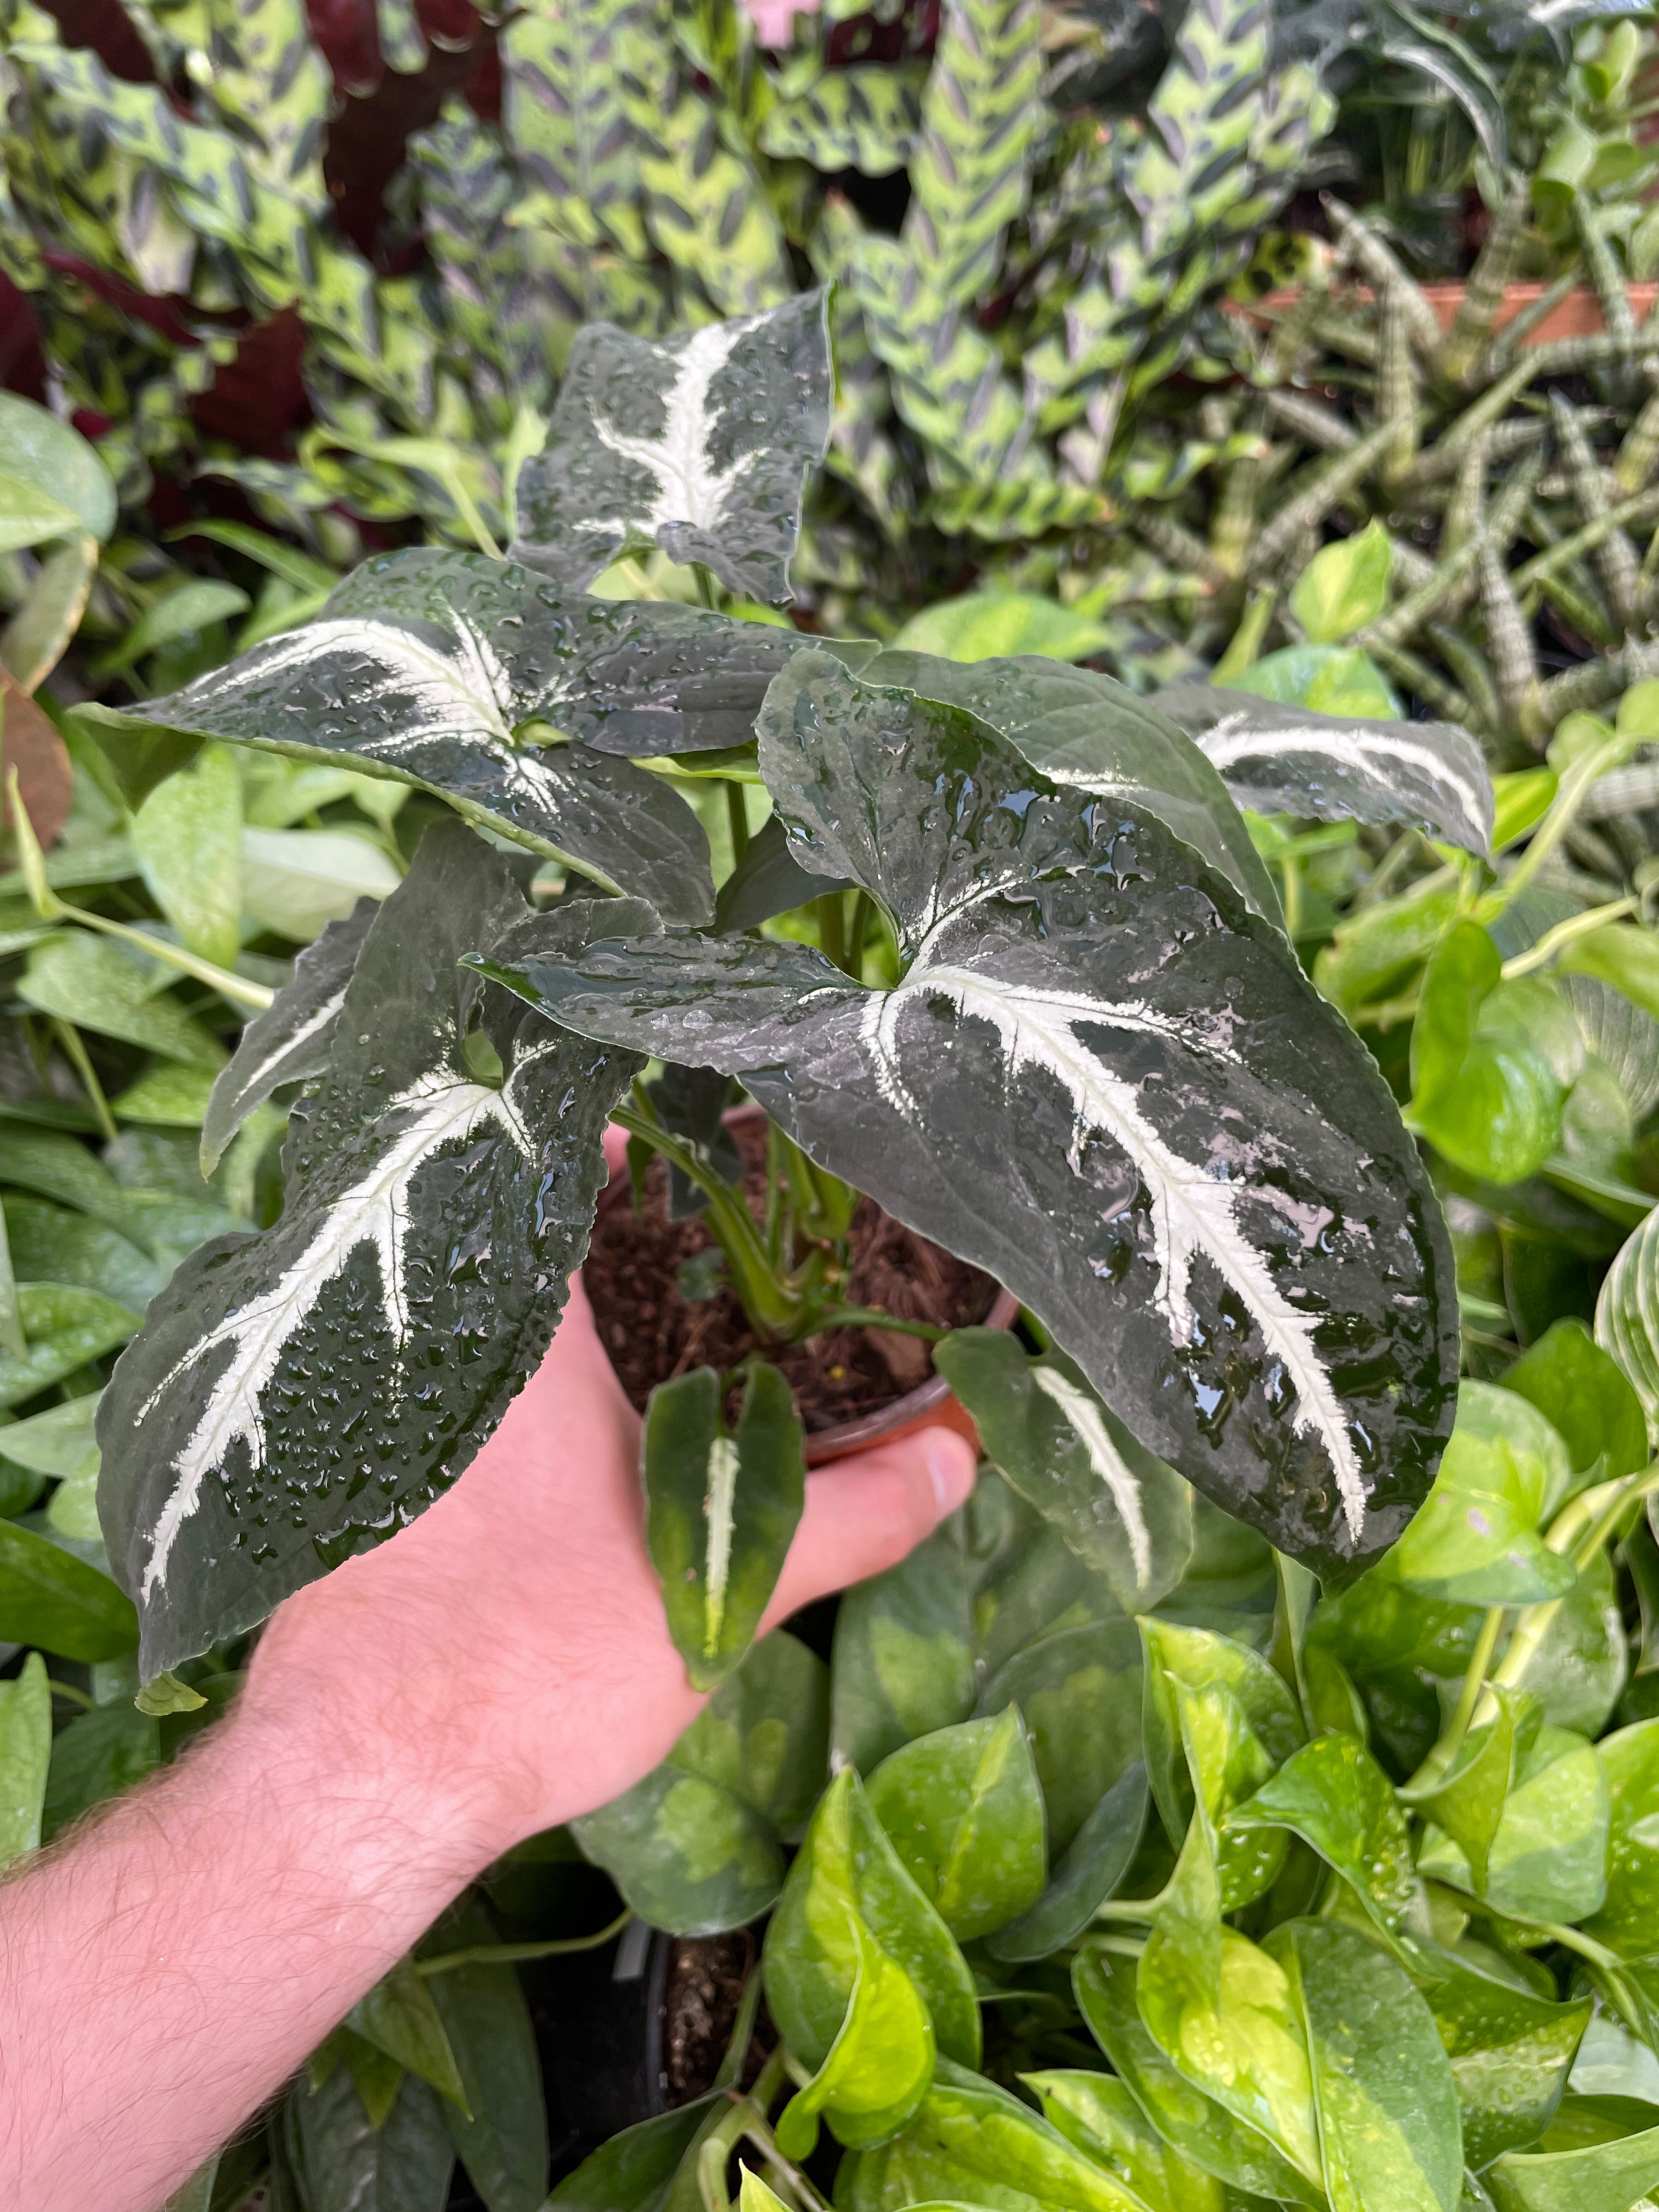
602 1120 630 1178
764 1427 978 1627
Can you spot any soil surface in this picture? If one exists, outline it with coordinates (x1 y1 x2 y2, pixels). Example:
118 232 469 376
584 1120 1000 1431
661 1933 765 2104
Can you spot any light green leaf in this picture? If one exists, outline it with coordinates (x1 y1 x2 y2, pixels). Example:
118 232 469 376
1380 1381 1578 1607
133 745 244 970
3 535 100 693
1426 1941 1590 2169
0 1651 50 1866
774 1906 934 2157
0 393 117 545
240 826 401 943
1235 644 1402 718
831 1523 977 1776
1289 521 1393 644
0 469 84 556
19 936 228 1068
99 581 252 676
1228 1730 1417 1939
0 1283 142 1408
111 1065 221 1129
1407 1685 1539 1894
979 1620 1145 1857
1582 1718 1659 1956
1024 2068 1225 2212
1412 924 1566 1186
890 593 1114 665
1421 1724 1610 1926
0 1391 100 1478
1487 2117 1659 2212
865 1707 1047 1942
1278 1916 1463 2212
642 1361 805 1691
1504 1320 1649 1483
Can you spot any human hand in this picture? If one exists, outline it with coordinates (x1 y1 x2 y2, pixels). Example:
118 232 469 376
235 1180 979 1875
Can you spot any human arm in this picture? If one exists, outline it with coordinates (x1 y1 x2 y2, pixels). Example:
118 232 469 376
0 1272 977 2212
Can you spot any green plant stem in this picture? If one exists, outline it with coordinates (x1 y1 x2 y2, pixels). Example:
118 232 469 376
1483 735 1630 915
816 892 847 973
49 1015 115 1141
415 1906 632 1976
846 890 872 980
813 1305 946 1342
697 2046 789 2212
1499 896 1638 979
725 780 750 864
46 1677 93 1709
1280 855 1304 939
1408 1604 1505 1792
690 563 721 611
1493 1463 1659 1694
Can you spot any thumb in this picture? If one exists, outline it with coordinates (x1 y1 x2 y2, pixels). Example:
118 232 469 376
763 1426 979 1628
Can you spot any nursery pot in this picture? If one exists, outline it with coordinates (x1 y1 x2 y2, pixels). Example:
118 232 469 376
589 1104 1019 1464
1234 279 1659 347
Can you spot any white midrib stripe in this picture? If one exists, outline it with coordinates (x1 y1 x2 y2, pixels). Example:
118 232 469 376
1031 1364 1153 1584
1198 720 1485 832
231 984 347 1099
139 1073 529 1599
591 320 760 535
702 1435 741 1659
864 963 1368 1538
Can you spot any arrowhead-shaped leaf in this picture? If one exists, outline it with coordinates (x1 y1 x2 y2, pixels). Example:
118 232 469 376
70 550 719 924
96 822 644 1681
481 650 1458 1583
512 291 833 603
1154 683 1494 858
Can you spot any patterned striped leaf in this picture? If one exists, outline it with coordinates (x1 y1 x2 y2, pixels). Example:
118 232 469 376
482 650 1458 1583
501 0 665 261
903 0 1043 308
96 825 645 1682
636 95 795 319
759 66 924 176
512 292 833 602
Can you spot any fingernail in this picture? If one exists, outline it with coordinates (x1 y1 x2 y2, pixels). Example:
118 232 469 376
927 1434 977 1521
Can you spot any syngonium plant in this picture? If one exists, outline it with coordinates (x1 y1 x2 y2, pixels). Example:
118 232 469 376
67 294 1491 1697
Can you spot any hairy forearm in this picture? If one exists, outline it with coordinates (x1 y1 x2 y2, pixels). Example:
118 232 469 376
0 1697 503 2212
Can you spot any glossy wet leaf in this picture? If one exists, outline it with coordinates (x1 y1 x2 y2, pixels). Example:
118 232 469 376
763 1766 980 2073
1584 1719 1659 1956
42 1696 157 1842
1073 1940 1324 2205
986 1761 1148 1964
1278 1915 1463 2212
200 900 375 1175
573 1630 827 1931
1024 2068 1225 2212
97 824 642 1682
1506 1551 1627 1739
1229 1730 1416 1938
0 1516 136 1658
1290 521 1395 644
774 1905 935 2157
1408 1686 1540 1894
488 650 1458 1584
978 1619 1145 1857
1486 2115 1659 2212
1503 1321 1649 1485
934 1331 1192 1610
1422 1724 1609 1926
422 1897 548 2212
866 1707 1046 1943
643 1360 804 1691
1141 1615 1305 1870
1596 1203 1659 1447
0 1651 49 1867
1380 1381 1578 1607
1425 1942 1591 2169
836 2057 1149 2212
512 292 832 603
132 744 244 972
1412 924 1566 1185
1153 683 1494 857
291 2066 454 2212
73 549 720 926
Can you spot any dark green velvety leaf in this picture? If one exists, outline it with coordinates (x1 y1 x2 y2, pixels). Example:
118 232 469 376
1486 2115 1659 2212
853 648 1279 921
1277 1916 1463 2212
42 1695 158 1841
1503 1320 1649 1483
762 1767 980 2073
1071 1939 1324 2206
511 292 833 603
986 1760 1148 1964
774 1908 934 2158
643 1361 804 1691
96 824 642 1682
835 2057 1149 2212
1153 683 1494 858
484 650 1458 1584
977 1620 1144 1857
714 811 849 934
1412 924 1566 1185
293 2067 455 2212
865 1707 1046 1943
1585 1720 1659 1956
1024 2068 1226 2212
1425 1943 1592 2169
200 901 375 1176
1228 1730 1417 1939
831 1524 978 1776
933 1331 1192 1610
0 1516 136 1659
422 1899 548 2212
72 550 719 925
1379 1382 1577 1607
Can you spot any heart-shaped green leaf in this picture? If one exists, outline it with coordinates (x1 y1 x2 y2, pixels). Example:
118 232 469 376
866 1707 1047 1943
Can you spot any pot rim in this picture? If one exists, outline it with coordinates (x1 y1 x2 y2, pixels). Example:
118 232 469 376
592 1102 1017 1465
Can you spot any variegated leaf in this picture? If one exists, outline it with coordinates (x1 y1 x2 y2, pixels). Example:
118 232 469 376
481 652 1458 1582
510 291 834 603
199 900 376 1177
97 822 646 1680
69 550 718 924
1153 684 1494 858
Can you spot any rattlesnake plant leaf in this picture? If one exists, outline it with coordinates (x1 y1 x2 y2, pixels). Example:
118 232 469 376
511 292 833 605
634 97 795 321
757 66 924 175
96 823 645 1682
483 652 1458 1582
69 550 717 924
199 899 377 1176
1151 683 1495 858
902 0 1043 310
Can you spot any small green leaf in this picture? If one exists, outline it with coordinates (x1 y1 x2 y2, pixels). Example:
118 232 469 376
643 1361 805 1691
133 1670 206 1716
1277 1916 1463 2212
1406 1685 1538 1893
98 581 252 678
0 393 117 545
0 1651 50 1866
865 1707 1047 1942
1412 923 1565 1184
1503 1320 1649 1483
890 592 1114 665
1426 1942 1591 2169
1421 1724 1609 1926
43 1696 159 1842
1228 1731 1417 1939
1487 2115 1659 2212
774 1906 935 2157
0 1284 142 1409
240 826 402 943
0 469 84 556
1290 522 1393 644
1235 643 1402 718
19 936 228 1069
985 1761 1148 1964
1380 1381 1578 1607
547 2097 718 2212
349 1957 470 2115
291 2066 454 2211
132 746 244 971
0 1516 135 1659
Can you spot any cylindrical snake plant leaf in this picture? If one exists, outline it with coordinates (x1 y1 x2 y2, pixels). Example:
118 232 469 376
95 822 647 1683
482 652 1460 1584
642 1362 806 1692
